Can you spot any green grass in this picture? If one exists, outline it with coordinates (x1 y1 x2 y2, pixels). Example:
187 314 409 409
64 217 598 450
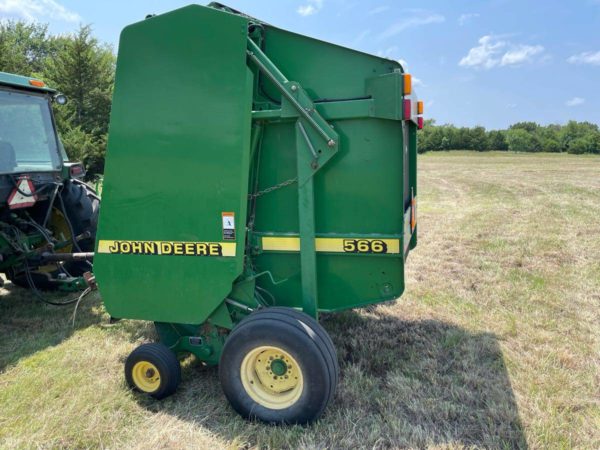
1 151 599 449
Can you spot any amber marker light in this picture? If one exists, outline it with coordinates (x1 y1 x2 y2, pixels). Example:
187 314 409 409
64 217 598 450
403 74 412 95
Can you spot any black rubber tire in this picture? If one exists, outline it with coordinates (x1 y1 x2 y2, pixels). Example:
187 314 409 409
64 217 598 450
219 307 339 424
59 180 99 275
233 307 340 406
125 343 181 400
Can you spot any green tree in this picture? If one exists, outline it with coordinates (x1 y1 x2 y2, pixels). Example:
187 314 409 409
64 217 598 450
417 119 436 153
0 21 61 75
469 126 488 151
510 121 539 133
506 129 541 152
589 132 600 154
43 26 115 176
440 136 450 150
44 26 114 136
544 138 561 153
568 138 588 155
537 125 562 152
560 121 600 154
487 130 508 150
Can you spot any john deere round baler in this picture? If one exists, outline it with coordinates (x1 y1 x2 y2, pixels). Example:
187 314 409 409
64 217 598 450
94 2 423 424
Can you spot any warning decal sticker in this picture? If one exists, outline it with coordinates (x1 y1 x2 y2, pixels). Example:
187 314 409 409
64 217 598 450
7 177 37 209
222 212 235 241
97 240 236 257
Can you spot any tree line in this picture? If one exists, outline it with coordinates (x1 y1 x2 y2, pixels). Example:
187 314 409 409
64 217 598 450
418 119 600 154
1 22 598 180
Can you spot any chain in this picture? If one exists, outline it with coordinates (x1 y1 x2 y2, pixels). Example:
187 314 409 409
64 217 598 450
248 177 298 199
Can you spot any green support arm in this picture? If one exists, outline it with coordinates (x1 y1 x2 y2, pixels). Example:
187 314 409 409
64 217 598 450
246 37 340 318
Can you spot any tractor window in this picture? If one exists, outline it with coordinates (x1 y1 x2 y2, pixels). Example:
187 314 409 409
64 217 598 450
0 90 61 174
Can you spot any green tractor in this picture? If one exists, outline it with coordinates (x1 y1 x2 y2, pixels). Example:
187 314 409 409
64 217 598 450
0 71 99 293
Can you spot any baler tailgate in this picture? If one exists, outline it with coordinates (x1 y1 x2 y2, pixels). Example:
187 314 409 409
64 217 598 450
94 6 254 324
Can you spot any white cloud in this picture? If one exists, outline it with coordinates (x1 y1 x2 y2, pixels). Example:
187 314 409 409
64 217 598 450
567 51 600 66
459 35 506 69
506 103 517 109
500 44 544 66
459 35 545 69
566 97 585 107
377 13 445 40
413 76 425 87
297 0 323 16
397 58 408 69
0 0 81 22
297 5 316 16
369 5 389 15
458 13 479 26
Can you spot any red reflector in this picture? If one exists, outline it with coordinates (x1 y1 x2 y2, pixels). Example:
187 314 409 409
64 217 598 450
403 99 411 120
417 116 424 130
70 165 85 177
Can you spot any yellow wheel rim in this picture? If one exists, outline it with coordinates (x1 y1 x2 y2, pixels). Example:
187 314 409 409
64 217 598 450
240 346 303 410
38 208 73 273
131 361 161 393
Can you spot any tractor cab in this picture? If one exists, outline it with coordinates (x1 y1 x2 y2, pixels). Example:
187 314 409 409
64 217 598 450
0 72 67 174
0 72 84 206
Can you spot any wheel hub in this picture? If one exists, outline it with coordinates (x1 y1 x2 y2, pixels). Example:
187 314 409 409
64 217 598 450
132 361 161 393
270 358 287 376
240 346 304 409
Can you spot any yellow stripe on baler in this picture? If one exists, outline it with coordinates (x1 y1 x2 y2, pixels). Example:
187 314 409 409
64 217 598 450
261 237 400 254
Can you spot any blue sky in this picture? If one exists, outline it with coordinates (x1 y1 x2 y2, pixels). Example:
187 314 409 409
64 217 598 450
1 0 599 129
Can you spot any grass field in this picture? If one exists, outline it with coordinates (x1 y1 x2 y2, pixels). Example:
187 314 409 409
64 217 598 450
1 152 599 449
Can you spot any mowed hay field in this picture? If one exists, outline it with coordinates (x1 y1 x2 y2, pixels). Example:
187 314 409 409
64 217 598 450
1 152 599 449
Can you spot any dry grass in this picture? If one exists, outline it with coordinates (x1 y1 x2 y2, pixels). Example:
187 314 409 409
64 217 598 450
1 151 599 449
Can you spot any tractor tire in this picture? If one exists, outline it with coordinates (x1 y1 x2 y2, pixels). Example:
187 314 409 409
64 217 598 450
59 180 99 275
219 307 339 424
125 343 181 399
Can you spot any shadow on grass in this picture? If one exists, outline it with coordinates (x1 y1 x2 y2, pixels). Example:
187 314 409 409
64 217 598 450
134 308 527 449
0 280 104 371
0 277 526 447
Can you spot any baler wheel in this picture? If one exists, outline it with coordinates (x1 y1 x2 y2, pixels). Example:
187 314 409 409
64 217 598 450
219 307 338 424
125 343 181 399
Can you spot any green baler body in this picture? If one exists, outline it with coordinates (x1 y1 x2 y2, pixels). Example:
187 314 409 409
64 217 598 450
94 4 419 340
